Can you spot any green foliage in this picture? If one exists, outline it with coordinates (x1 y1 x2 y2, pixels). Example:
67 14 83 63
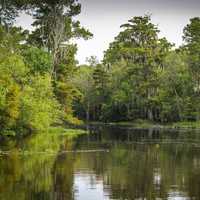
0 53 26 131
0 0 93 135
156 52 193 122
24 0 93 125
26 0 92 79
55 80 81 123
74 15 200 124
183 17 200 96
0 0 24 26
0 49 61 135
0 26 61 135
22 47 52 74
19 74 62 132
0 25 28 54
1 1 200 135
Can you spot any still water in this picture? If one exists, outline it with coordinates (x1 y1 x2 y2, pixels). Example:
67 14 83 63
1 125 200 200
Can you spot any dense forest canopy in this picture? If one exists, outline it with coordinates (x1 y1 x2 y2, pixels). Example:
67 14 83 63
75 15 200 123
0 0 200 135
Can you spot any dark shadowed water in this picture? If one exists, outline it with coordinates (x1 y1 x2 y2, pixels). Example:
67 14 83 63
1 125 200 200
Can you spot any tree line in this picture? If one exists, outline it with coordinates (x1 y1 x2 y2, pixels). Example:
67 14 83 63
0 0 200 136
74 15 200 123
0 0 92 135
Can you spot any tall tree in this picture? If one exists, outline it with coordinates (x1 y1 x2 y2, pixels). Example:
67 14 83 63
104 15 172 120
0 0 23 27
27 0 92 76
73 65 95 121
183 17 200 120
183 17 200 94
25 0 93 123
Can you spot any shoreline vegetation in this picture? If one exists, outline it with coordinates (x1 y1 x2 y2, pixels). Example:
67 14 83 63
88 120 200 130
48 127 88 139
3 126 87 137
1 1 200 137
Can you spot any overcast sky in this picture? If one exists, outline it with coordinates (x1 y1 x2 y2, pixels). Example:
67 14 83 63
16 0 200 64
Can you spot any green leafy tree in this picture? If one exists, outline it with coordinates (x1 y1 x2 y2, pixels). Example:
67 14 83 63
183 18 200 93
156 51 194 122
92 64 110 121
73 65 95 121
26 1 93 124
0 52 26 133
0 0 24 27
27 0 93 76
0 26 61 135
108 61 134 121
183 17 200 120
22 46 52 74
104 15 172 121
19 74 61 132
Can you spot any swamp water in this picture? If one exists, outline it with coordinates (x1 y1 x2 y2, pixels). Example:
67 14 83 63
0 125 200 200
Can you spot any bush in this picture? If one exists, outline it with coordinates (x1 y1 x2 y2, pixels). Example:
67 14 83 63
19 74 62 132
0 52 61 135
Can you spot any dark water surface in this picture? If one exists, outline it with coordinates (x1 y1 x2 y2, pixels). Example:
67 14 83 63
1 125 200 200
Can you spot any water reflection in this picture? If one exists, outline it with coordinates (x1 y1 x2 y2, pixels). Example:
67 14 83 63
74 172 110 200
0 126 200 199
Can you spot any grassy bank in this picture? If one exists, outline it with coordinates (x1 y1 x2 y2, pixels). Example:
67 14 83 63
48 126 87 138
170 121 200 129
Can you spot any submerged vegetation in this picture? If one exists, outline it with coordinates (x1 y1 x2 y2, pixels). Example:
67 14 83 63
0 0 200 136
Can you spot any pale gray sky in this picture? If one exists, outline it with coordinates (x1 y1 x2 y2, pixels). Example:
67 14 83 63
16 0 200 64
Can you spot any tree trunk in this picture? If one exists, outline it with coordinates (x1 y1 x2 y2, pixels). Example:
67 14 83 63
86 101 90 122
126 103 131 120
147 108 153 121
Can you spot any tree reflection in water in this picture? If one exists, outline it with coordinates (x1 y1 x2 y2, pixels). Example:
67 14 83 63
0 126 200 200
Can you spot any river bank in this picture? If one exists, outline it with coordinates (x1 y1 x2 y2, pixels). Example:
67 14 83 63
0 126 87 139
87 120 200 130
